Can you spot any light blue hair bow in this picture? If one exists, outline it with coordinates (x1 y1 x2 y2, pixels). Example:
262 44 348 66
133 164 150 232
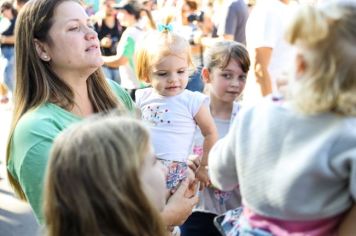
157 23 173 32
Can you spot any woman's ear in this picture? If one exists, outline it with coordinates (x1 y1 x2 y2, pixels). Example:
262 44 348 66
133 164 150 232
34 39 51 62
201 67 211 83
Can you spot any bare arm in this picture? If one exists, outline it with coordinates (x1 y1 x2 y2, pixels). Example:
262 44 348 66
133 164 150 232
102 34 130 68
160 180 199 226
254 47 273 96
223 34 234 41
339 204 356 236
0 35 15 44
194 105 218 187
102 54 128 68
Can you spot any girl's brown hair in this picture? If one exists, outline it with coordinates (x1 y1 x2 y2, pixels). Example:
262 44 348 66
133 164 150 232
6 0 125 199
203 40 250 74
45 114 167 236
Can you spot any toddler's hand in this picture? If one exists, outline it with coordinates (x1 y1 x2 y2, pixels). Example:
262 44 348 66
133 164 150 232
187 154 201 173
196 166 210 190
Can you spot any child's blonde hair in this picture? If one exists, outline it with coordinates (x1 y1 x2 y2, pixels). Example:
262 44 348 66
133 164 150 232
203 41 250 74
135 15 194 83
44 113 166 236
285 1 356 116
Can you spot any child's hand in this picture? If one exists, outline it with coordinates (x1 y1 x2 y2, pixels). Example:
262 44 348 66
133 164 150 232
195 165 210 190
170 168 198 198
187 154 201 173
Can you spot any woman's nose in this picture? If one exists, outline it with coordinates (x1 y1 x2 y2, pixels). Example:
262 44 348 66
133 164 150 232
85 27 97 40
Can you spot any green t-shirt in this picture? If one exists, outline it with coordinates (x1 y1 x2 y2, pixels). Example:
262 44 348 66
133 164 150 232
7 80 133 223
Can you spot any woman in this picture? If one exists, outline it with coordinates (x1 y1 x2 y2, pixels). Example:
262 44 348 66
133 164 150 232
94 0 123 83
6 0 134 222
103 0 155 100
7 1 198 228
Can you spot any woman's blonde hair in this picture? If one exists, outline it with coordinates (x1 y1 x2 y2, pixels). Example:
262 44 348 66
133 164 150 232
44 114 167 236
6 0 125 199
135 15 194 83
285 1 356 116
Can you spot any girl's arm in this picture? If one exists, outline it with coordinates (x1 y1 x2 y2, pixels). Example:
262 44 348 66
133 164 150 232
208 115 239 191
194 105 218 187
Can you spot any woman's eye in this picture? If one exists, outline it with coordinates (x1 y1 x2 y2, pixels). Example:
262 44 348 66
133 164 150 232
87 24 95 29
69 26 79 31
178 70 186 74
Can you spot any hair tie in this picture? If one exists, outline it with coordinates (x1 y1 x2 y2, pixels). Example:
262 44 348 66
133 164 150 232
157 23 173 32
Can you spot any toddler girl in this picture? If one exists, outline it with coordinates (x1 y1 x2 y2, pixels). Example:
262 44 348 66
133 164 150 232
135 17 218 193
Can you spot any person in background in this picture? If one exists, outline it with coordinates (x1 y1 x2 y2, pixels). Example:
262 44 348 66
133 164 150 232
83 0 100 15
44 115 168 236
15 0 29 12
6 0 134 223
244 0 294 99
217 0 248 44
95 0 123 83
180 0 205 93
209 2 356 235
103 0 155 100
181 40 250 236
0 1 17 101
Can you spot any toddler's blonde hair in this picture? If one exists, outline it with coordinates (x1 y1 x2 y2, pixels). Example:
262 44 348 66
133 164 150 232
135 15 194 83
285 1 356 116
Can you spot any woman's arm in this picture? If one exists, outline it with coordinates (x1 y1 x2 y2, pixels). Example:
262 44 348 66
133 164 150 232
161 179 199 226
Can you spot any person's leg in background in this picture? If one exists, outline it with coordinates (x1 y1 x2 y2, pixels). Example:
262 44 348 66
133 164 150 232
2 46 15 93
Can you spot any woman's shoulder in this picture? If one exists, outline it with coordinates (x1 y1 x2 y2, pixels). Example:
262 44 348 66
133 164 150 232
16 105 60 131
14 104 78 141
10 105 76 178
106 79 134 110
